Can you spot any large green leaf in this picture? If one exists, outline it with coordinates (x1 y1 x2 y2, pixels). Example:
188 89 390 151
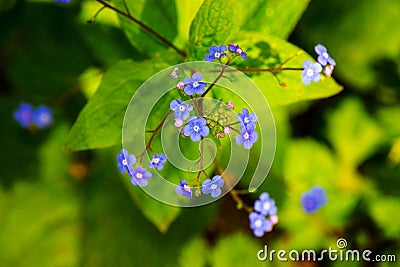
113 0 179 56
64 59 167 151
121 176 181 233
233 32 343 106
174 0 203 47
244 0 311 39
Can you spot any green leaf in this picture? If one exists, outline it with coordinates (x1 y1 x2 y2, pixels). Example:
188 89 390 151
234 32 343 106
64 59 168 151
243 0 311 39
174 0 204 47
326 97 383 167
189 0 269 60
113 0 179 56
122 179 181 233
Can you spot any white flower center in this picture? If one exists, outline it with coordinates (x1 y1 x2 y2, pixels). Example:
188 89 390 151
236 48 243 54
179 105 185 111
244 132 250 139
193 81 199 87
152 158 160 164
210 184 218 190
323 52 329 58
255 219 262 228
306 69 314 77
244 117 250 123
40 114 49 122
136 173 143 179
122 159 128 165
263 202 271 211
214 52 221 59
183 184 191 192
193 125 199 132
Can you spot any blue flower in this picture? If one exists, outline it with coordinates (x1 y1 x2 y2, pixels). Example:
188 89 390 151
13 103 34 128
205 45 227 62
236 123 258 149
32 105 53 128
55 0 70 3
201 175 224 198
183 73 206 95
170 99 193 120
301 60 322 85
148 153 167 170
170 67 179 78
229 43 247 59
175 179 192 198
314 44 336 66
237 108 257 130
183 117 209 142
249 212 272 237
130 167 152 187
301 185 327 213
254 192 277 216
117 149 136 173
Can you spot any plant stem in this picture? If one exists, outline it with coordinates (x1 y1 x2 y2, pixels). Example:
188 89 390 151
138 111 172 163
238 67 304 72
195 137 205 183
94 0 187 58
202 61 231 97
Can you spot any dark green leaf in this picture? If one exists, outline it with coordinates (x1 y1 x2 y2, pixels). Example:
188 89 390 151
113 0 179 56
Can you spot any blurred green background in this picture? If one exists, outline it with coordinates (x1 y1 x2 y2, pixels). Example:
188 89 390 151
0 0 399 266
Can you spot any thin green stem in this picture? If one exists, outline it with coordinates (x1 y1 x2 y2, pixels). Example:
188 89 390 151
94 0 187 58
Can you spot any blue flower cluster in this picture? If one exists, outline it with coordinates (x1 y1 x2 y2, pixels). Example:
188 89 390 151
249 193 278 237
175 175 224 199
301 185 327 213
117 149 167 187
301 44 335 85
236 108 258 149
204 43 246 62
14 103 53 129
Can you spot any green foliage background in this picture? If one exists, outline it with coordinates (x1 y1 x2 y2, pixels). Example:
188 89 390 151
0 0 399 266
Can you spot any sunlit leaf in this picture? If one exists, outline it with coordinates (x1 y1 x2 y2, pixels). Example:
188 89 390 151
64 59 168 151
